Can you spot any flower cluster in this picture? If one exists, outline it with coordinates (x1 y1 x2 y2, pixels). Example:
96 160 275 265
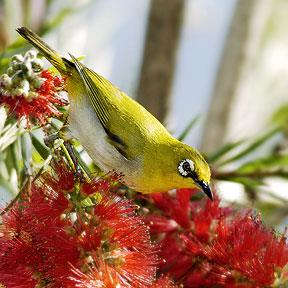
0 50 67 125
144 190 288 287
1 51 288 288
1 160 288 287
0 161 162 288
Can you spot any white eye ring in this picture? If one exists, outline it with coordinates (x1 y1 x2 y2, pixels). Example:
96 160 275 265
178 159 195 177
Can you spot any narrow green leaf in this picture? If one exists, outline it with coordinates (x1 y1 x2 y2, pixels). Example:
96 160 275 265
40 8 73 35
31 134 50 159
221 176 263 188
271 104 288 128
0 106 7 134
178 115 200 141
0 175 17 201
74 149 91 178
219 127 280 166
207 140 245 163
5 143 20 177
238 155 288 174
19 134 32 186
0 122 18 152
80 197 94 207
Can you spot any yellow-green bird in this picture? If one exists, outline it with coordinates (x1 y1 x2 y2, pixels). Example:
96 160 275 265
17 27 213 199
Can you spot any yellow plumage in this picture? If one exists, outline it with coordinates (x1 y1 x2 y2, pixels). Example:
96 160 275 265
17 27 212 199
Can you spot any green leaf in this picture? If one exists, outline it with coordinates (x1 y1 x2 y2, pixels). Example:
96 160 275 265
19 134 32 186
0 106 7 133
0 175 17 200
40 8 74 35
222 176 263 189
80 197 94 207
0 57 10 74
207 140 245 163
30 134 50 159
219 127 280 166
72 146 92 178
238 155 288 174
0 122 19 152
5 142 20 177
178 115 200 141
271 104 288 129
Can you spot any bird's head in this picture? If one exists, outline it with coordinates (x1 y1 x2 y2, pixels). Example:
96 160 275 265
166 142 213 200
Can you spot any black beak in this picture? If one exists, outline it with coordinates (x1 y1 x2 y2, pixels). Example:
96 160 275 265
197 180 213 201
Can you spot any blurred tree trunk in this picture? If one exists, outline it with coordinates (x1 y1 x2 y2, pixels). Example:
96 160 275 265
201 0 272 152
136 0 184 124
0 0 8 50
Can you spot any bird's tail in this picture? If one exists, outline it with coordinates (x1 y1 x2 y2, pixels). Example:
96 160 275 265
16 27 68 74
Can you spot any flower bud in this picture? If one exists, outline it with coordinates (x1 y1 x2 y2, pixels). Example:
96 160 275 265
32 77 45 89
0 74 12 88
25 50 37 60
11 71 23 84
27 91 38 101
21 61 33 77
19 79 30 91
13 88 26 97
11 60 21 71
7 67 14 77
31 58 44 72
11 54 24 63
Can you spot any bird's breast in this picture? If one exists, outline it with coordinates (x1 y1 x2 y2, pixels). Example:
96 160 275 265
67 94 141 186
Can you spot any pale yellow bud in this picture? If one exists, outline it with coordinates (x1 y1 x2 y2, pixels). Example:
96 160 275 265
11 60 21 72
25 50 37 60
19 79 30 92
13 88 26 97
32 77 44 89
11 54 24 63
21 61 33 77
31 58 44 72
7 67 14 77
0 74 12 88
26 91 38 102
11 71 23 84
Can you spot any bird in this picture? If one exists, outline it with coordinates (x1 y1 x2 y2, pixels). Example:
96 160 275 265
16 27 213 200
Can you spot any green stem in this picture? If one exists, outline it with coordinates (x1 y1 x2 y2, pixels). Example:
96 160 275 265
60 142 75 171
213 170 288 180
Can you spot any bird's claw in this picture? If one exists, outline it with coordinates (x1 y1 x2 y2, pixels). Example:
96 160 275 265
44 133 59 147
74 166 85 183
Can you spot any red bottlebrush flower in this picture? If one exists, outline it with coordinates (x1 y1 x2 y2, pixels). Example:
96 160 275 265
69 260 120 288
145 215 178 233
0 50 67 126
145 189 288 287
182 213 288 286
150 188 196 229
151 276 178 288
0 265 37 288
0 160 158 288
74 191 158 287
81 172 120 196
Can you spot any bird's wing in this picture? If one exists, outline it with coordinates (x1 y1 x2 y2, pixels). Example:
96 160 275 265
69 54 111 128
69 54 133 160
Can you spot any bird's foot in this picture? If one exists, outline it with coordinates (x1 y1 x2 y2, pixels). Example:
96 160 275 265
44 132 59 147
63 141 85 183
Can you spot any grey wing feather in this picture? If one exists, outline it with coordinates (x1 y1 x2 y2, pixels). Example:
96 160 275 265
68 53 130 159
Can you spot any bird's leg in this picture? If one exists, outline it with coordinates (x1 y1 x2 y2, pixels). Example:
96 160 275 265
63 141 84 182
44 116 70 147
44 119 84 182
44 132 59 147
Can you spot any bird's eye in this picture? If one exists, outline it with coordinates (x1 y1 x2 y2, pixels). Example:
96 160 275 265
178 159 195 177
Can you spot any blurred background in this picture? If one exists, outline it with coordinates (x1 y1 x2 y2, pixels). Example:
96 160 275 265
1 0 288 228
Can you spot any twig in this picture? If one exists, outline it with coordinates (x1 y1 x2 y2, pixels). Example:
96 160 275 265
213 170 288 180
